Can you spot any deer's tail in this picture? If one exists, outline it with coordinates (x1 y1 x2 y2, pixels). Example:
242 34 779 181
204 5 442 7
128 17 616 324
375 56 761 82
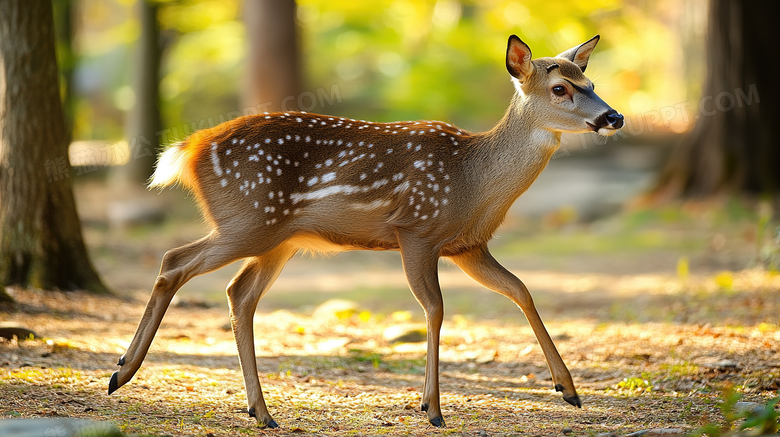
148 141 198 190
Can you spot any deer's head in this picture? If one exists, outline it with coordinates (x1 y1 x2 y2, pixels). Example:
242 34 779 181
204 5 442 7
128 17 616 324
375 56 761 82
506 35 623 136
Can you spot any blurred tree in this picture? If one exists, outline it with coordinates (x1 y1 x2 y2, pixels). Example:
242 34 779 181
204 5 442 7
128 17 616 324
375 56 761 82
111 0 163 188
653 0 775 198
0 0 108 297
242 0 301 111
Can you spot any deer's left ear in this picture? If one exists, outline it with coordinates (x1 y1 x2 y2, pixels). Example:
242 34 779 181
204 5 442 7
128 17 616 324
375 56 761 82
506 35 534 83
556 35 600 72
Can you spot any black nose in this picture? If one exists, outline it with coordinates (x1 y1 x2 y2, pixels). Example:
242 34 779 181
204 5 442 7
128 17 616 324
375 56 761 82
605 110 624 129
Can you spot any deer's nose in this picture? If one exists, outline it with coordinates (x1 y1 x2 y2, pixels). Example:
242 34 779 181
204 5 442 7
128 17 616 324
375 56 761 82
604 110 624 129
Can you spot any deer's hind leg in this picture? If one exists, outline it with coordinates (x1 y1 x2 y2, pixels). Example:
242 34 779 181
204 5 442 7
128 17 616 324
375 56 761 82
226 244 297 428
110 232 251 395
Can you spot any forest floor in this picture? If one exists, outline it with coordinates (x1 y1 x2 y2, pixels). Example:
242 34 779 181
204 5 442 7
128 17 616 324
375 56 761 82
1 185 779 436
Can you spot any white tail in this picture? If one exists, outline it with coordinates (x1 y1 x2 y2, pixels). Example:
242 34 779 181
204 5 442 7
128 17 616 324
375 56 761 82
147 142 194 189
111 34 623 428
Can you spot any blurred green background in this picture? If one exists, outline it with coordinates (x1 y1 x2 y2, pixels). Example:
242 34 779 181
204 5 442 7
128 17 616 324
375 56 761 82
68 0 701 141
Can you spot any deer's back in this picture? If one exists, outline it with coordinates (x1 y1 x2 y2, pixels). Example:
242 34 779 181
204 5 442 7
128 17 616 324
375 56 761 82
180 112 500 256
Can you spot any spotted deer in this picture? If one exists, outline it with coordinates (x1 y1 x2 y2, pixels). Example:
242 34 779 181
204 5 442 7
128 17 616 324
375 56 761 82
109 34 623 428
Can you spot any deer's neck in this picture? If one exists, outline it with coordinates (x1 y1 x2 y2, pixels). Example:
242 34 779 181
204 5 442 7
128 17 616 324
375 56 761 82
468 93 560 200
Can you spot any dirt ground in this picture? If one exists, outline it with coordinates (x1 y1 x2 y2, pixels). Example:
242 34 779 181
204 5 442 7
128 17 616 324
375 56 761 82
1 184 779 436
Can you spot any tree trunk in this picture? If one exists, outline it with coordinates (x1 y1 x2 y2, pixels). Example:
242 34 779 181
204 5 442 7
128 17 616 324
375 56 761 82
110 0 162 189
53 0 76 140
0 0 109 295
652 0 776 198
243 0 301 112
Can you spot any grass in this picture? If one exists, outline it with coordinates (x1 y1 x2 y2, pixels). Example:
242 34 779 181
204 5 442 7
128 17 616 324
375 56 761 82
2 289 778 435
2 198 780 435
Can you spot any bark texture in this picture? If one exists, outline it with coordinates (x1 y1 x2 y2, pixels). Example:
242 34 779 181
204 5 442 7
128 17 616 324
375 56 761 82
653 0 776 198
0 1 108 294
243 0 301 111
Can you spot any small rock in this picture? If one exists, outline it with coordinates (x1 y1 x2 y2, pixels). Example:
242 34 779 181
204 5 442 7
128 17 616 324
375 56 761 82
383 325 426 344
562 426 573 435
0 323 38 340
701 359 739 370
475 350 497 364
312 299 359 320
735 401 762 415
595 433 618 437
173 298 213 309
478 430 487 437
0 418 123 437
107 198 165 228
626 428 685 437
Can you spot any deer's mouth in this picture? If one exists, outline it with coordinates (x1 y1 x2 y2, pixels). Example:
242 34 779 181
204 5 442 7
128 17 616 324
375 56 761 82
587 110 624 136
586 121 621 136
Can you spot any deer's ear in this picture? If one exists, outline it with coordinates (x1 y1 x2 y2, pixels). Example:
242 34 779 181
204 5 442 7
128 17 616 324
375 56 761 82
556 35 600 72
506 35 534 83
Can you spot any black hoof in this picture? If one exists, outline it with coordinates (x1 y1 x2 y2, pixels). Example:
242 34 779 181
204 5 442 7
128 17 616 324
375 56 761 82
429 416 445 427
563 394 582 408
248 408 256 417
262 419 279 429
108 371 119 395
555 383 564 392
420 403 429 412
117 356 125 366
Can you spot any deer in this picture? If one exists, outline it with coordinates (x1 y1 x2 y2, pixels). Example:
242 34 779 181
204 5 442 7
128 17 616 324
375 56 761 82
108 34 623 428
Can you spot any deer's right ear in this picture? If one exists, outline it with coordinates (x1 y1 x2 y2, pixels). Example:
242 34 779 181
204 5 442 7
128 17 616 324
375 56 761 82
506 35 534 83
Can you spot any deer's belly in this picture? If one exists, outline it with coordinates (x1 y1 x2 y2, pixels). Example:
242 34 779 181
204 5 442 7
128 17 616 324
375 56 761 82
286 232 400 255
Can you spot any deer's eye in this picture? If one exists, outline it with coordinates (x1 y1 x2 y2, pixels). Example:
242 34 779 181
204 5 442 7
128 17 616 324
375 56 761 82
552 85 566 96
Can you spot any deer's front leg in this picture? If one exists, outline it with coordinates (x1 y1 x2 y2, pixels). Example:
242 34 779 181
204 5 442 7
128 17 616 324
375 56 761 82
397 232 445 427
449 245 581 408
226 245 297 429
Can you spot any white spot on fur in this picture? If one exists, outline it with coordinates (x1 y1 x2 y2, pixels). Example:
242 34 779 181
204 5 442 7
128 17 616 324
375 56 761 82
321 172 336 183
289 179 388 204
210 147 223 176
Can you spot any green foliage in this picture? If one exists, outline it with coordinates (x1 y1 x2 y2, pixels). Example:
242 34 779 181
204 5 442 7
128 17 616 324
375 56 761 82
297 0 684 127
692 385 780 437
70 0 689 144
